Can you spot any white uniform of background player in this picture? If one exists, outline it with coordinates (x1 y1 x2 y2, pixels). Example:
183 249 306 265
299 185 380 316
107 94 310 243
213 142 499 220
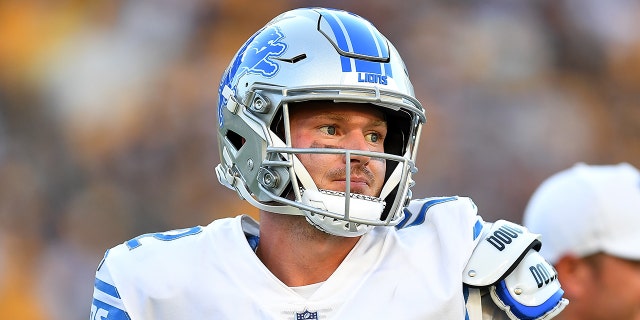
523 163 640 320
90 8 567 320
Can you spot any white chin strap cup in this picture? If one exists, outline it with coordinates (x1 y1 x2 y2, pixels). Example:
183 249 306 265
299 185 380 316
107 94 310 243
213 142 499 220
301 188 386 237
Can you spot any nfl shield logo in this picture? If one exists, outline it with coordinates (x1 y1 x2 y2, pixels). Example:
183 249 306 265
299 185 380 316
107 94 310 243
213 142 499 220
296 310 318 320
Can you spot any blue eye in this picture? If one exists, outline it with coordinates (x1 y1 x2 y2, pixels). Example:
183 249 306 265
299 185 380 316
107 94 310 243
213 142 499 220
366 132 381 143
320 125 337 135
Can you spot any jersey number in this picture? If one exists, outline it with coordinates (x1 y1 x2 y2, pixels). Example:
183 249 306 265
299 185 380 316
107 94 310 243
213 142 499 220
125 226 203 250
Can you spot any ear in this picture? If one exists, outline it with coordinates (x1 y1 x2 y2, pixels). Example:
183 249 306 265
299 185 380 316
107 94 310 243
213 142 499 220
554 254 594 298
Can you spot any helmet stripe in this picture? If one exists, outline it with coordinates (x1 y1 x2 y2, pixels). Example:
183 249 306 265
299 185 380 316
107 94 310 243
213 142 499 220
318 9 391 76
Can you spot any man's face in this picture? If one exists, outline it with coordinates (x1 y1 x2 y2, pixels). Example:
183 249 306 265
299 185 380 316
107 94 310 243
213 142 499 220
592 255 640 320
288 102 387 198
575 253 640 320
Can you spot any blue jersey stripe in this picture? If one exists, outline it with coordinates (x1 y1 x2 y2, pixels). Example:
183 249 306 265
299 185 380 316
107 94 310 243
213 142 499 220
396 197 459 229
92 298 131 320
463 285 471 320
473 219 484 240
95 278 121 298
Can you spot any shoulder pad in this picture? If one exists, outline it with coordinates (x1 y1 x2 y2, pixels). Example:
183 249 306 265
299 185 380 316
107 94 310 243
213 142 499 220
490 249 568 319
463 220 541 286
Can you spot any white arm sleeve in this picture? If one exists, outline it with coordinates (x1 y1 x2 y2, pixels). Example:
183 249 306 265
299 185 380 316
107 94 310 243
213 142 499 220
90 250 132 320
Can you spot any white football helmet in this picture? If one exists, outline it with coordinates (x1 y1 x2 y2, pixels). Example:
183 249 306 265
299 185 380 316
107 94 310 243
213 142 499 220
215 7 426 237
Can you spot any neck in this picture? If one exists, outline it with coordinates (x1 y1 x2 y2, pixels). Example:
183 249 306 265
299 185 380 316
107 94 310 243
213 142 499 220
256 210 360 287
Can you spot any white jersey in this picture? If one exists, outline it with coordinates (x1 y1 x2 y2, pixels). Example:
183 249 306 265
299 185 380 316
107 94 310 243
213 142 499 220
90 196 502 319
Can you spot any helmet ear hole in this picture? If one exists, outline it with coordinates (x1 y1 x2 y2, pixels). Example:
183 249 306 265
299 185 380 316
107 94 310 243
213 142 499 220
226 130 245 151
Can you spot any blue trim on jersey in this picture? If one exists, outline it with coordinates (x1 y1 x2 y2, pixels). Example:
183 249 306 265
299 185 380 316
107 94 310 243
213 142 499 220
92 298 131 320
495 279 565 319
396 197 458 229
95 278 121 298
472 219 483 240
396 208 411 229
463 285 470 320
246 234 260 251
97 249 109 271
126 226 203 250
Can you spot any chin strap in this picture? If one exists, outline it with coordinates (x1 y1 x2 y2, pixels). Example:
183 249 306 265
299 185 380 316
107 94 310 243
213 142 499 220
378 150 407 199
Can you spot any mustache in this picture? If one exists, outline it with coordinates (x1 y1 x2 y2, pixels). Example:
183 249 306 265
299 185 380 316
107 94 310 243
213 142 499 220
325 165 376 184
304 142 382 187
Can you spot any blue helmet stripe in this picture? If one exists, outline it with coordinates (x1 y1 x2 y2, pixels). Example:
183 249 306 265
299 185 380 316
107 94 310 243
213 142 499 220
324 10 388 59
355 59 383 74
340 56 352 73
339 15 383 59
319 9 391 76
320 11 353 72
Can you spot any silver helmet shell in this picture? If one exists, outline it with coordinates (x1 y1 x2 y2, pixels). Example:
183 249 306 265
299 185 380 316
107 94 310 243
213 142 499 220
215 7 426 237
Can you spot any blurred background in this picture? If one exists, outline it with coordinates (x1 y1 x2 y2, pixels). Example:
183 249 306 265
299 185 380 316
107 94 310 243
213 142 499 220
0 0 638 318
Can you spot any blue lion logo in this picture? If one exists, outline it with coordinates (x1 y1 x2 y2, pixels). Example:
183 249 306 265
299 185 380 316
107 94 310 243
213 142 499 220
218 26 287 126
241 27 288 77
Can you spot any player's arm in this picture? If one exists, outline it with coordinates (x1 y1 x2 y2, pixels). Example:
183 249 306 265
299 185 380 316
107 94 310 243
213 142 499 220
463 220 568 320
90 249 132 320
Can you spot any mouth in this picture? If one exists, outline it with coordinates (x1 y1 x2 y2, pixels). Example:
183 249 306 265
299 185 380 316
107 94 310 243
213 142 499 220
336 176 370 187
330 178 374 197
313 188 385 203
323 167 377 194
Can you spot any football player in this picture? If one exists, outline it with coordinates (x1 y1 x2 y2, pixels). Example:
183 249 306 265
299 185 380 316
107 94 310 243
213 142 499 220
90 7 567 319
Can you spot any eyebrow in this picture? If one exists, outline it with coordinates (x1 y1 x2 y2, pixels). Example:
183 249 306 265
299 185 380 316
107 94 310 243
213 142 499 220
317 114 387 127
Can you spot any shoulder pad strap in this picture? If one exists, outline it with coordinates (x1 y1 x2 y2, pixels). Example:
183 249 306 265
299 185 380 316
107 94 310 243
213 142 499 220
463 220 541 286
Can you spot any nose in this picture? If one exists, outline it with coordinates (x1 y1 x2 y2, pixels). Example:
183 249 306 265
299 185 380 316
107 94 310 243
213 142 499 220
343 132 372 165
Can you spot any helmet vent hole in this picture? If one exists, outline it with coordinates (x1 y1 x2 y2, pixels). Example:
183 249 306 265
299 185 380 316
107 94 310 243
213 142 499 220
275 54 307 64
